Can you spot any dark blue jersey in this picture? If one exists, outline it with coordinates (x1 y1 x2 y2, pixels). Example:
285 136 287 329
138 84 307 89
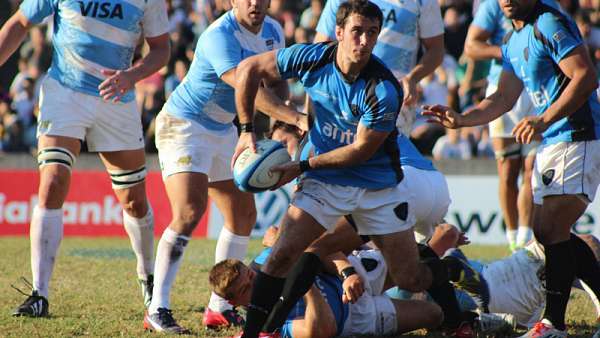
501 0 600 144
276 42 404 189
252 248 349 338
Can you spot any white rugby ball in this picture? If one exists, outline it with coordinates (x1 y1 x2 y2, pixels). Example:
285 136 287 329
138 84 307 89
233 139 291 193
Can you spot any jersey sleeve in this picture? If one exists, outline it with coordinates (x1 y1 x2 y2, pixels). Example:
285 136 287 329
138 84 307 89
276 43 323 81
472 0 499 33
419 0 444 38
202 28 243 78
535 14 583 63
359 81 401 132
315 0 342 40
19 0 55 24
280 320 294 338
501 43 515 74
142 0 169 38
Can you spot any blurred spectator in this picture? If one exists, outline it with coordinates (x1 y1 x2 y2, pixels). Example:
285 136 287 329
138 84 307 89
477 126 495 158
432 128 472 160
269 0 297 45
11 77 36 127
19 26 52 74
299 0 324 30
443 6 470 60
164 58 189 99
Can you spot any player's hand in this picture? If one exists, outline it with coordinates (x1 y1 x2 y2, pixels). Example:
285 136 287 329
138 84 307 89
401 76 418 107
231 132 256 169
457 232 470 247
342 274 365 304
270 161 302 190
512 116 547 144
421 104 463 129
98 69 135 102
262 226 279 247
296 113 309 132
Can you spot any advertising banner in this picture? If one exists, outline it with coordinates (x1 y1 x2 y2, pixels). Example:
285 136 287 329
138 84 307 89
2 170 598 244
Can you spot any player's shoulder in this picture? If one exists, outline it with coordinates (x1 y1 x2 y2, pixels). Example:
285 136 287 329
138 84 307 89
361 55 402 90
283 41 336 62
530 0 575 34
203 11 237 37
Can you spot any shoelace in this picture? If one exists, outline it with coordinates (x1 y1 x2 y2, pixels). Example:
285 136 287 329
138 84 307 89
10 277 34 297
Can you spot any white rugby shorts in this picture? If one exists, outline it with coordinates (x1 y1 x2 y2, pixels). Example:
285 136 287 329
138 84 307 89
37 76 144 152
532 140 600 204
402 166 451 243
155 110 237 181
291 178 415 235
486 84 536 139
342 249 397 336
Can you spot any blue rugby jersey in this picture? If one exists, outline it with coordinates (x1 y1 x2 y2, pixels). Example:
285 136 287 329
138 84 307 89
252 248 349 338
316 0 444 81
472 0 513 86
501 0 600 143
165 11 284 131
397 134 436 171
276 42 404 189
20 0 168 102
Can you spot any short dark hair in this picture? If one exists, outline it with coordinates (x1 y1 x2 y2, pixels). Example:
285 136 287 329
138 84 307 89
335 0 383 30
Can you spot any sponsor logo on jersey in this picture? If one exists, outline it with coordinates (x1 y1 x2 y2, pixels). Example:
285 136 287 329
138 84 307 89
78 1 124 19
322 122 356 144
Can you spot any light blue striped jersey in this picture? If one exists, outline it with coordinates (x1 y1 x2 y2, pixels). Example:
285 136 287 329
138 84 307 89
20 0 168 103
472 0 513 86
165 11 284 131
316 0 444 81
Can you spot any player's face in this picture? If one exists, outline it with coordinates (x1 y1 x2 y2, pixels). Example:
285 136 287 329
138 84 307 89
336 14 381 64
233 0 270 32
498 0 534 20
228 265 256 307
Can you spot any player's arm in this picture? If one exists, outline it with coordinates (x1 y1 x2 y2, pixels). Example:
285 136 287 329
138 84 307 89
403 34 444 105
98 33 170 101
423 69 523 128
290 285 338 338
0 11 33 66
232 50 290 159
221 67 306 131
513 45 598 143
464 25 502 61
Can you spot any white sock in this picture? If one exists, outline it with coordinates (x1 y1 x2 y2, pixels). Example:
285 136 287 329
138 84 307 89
516 225 533 247
123 206 155 279
30 206 63 299
149 228 189 314
208 227 250 312
506 229 517 248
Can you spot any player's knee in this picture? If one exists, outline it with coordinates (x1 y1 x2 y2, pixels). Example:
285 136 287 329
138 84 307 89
120 198 147 218
424 303 444 329
173 204 206 231
264 245 298 275
108 166 147 190
394 271 425 292
38 147 76 172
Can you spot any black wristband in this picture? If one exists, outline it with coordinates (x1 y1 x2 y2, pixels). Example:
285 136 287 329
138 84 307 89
340 266 357 280
240 123 254 133
299 160 311 173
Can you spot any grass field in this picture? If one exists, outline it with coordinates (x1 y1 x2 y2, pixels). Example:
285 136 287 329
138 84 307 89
0 237 597 337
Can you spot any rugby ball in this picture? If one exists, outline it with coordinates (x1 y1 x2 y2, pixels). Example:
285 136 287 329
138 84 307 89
233 139 291 193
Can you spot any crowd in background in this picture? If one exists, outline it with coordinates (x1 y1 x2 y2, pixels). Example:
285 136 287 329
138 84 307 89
1 0 600 158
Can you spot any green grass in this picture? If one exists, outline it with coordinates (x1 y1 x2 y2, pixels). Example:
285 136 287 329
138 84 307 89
0 238 597 337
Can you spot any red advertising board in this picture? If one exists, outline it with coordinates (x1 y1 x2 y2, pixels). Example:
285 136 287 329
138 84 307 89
0 170 209 237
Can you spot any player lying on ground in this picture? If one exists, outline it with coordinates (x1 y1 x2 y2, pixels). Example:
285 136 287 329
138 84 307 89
389 224 600 336
209 246 443 338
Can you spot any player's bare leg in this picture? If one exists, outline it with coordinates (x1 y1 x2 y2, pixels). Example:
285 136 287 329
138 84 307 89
100 149 155 308
145 172 208 334
204 180 256 328
13 135 80 317
493 138 521 252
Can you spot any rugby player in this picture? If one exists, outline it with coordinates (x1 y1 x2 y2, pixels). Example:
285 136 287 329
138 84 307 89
0 0 170 317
